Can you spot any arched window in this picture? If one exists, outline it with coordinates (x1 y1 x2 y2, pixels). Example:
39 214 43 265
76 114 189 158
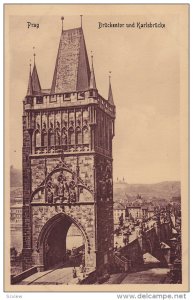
42 130 48 147
48 129 55 146
68 127 75 145
83 126 89 144
75 127 82 144
35 130 41 147
55 129 60 146
61 128 67 145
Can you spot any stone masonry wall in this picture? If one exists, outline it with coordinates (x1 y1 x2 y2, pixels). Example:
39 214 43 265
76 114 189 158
95 154 114 273
30 153 96 270
22 115 33 270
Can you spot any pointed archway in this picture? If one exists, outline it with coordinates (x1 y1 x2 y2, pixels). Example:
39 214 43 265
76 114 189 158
36 213 88 271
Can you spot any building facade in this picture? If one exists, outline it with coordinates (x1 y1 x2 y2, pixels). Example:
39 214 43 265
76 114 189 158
10 204 23 253
22 21 116 275
127 205 142 220
113 203 126 225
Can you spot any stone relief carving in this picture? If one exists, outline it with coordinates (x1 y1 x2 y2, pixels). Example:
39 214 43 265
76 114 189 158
44 171 76 204
31 160 93 204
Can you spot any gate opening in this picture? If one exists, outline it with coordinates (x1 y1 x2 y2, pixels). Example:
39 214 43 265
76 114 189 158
43 214 85 270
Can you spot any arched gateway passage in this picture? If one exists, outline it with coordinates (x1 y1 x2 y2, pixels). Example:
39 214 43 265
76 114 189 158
37 213 87 271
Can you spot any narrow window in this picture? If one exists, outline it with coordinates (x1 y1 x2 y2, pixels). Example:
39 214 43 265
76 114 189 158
69 128 75 145
83 126 89 144
42 130 48 147
48 130 55 146
55 129 60 146
35 131 41 147
75 127 82 144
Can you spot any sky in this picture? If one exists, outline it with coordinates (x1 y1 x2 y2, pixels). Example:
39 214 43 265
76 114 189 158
8 6 182 183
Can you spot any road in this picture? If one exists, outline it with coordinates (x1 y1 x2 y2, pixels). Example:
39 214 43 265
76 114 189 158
121 268 169 284
103 268 169 284
19 264 169 285
19 266 81 285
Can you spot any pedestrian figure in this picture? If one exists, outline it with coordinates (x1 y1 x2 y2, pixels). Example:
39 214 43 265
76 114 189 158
79 264 83 273
72 266 77 278
83 266 86 278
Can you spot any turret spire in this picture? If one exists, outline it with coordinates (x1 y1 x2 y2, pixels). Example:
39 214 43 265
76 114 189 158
33 46 36 65
108 71 114 106
26 61 33 96
89 51 97 90
31 47 41 95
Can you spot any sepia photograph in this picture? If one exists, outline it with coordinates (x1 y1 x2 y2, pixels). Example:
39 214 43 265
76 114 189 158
4 4 189 292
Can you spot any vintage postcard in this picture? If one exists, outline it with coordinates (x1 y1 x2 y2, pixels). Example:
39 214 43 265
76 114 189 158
4 4 189 292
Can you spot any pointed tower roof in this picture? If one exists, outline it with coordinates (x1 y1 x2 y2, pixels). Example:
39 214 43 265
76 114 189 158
89 53 97 90
108 73 115 106
26 63 33 96
51 27 90 94
31 55 42 95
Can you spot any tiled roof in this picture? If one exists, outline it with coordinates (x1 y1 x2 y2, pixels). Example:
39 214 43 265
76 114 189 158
141 206 148 210
143 252 160 264
127 205 141 209
114 202 125 210
51 27 90 93
148 206 154 212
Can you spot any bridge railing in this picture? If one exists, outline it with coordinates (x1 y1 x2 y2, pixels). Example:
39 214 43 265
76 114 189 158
11 266 38 284
113 253 132 272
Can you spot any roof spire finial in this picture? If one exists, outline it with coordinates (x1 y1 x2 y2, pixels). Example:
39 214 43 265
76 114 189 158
108 71 114 105
89 50 97 90
61 16 64 31
26 58 33 96
29 58 32 73
80 15 83 28
33 46 36 65
109 71 112 83
31 50 41 95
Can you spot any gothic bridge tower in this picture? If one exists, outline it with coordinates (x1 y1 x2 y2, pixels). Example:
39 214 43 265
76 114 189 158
22 19 116 275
